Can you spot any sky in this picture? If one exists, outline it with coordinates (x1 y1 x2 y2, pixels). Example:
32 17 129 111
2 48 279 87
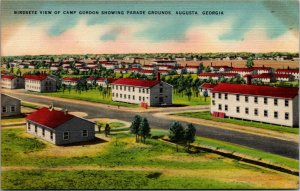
1 0 299 56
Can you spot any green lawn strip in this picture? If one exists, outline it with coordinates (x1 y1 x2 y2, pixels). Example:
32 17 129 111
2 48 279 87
1 116 25 125
173 94 210 106
21 102 40 109
96 121 125 129
28 89 138 108
175 111 298 134
1 170 256 190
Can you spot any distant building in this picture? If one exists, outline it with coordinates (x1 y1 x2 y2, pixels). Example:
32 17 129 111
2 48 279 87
249 73 276 83
1 94 21 117
276 69 299 79
252 66 273 74
62 77 81 86
274 74 295 82
26 107 95 145
111 73 172 106
96 78 116 87
24 73 57 92
230 68 257 77
185 65 199 74
211 83 299 127
200 83 216 96
210 66 232 73
198 73 219 80
1 74 24 89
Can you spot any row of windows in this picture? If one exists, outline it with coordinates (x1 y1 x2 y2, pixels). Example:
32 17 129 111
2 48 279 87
113 85 150 93
26 80 41 84
2 106 16 113
26 85 41 89
212 93 289 107
216 104 290 120
113 93 149 101
28 123 88 140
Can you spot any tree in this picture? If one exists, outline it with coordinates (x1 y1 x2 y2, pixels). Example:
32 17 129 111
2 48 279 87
130 115 142 142
138 118 151 143
169 121 184 152
246 57 254 68
184 124 196 151
104 123 110 137
185 88 192 101
16 68 22 77
203 89 208 102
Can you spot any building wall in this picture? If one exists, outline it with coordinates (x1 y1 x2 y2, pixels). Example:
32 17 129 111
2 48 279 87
1 94 21 117
54 117 95 145
1 77 24 89
111 81 172 106
25 77 56 92
211 92 297 127
26 121 56 144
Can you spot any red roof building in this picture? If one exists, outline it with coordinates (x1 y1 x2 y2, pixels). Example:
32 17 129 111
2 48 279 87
23 74 48 81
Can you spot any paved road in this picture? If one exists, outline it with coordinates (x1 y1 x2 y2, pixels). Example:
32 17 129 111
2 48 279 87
7 92 299 159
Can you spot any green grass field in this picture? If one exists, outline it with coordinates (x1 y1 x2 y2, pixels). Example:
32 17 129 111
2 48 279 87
1 116 25 125
1 127 298 189
21 102 40 109
173 94 210 106
175 111 298 134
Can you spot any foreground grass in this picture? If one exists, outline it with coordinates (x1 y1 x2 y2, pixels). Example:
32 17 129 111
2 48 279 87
1 116 25 125
175 111 298 134
21 102 40 110
1 128 298 189
1 170 253 190
33 89 138 108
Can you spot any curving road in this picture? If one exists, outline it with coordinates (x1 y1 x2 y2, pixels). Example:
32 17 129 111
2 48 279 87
5 92 299 159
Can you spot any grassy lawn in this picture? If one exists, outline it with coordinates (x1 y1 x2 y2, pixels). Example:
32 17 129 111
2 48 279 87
1 116 26 125
36 89 138 108
175 111 298 134
1 127 298 189
96 121 125 129
173 94 210 106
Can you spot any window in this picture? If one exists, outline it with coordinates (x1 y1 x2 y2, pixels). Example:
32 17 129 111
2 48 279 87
116 93 118 98
133 87 135 91
124 86 126 91
42 128 45 136
50 132 53 140
146 89 149 94
224 94 228 100
236 95 240 101
212 100 215 105
160 88 163 93
274 99 278 106
139 96 141 101
2 106 6 113
35 125 37 133
218 93 221 99
218 104 222 110
142 89 145 93
225 105 228 111
133 95 135 99
120 94 122 98
274 111 278 119
82 130 88 137
264 110 268 117
245 107 249 114
264 98 268 104
254 97 258 103
254 109 258 116
285 113 289 120
139 88 141 93
143 97 145 101
128 87 131 92
236 106 240 113
63 132 69 140
212 93 215 98
112 93 114 97
28 123 31 130
120 86 122 90
245 96 248 102
124 94 127 99
116 85 118 90
10 106 15 112
285 100 289 107
128 95 131 99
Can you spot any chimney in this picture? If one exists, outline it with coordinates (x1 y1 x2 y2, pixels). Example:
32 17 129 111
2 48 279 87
156 72 161 81
263 65 265 68
49 103 54 111
211 62 212 66
64 108 68 115
230 62 232 67
246 75 252 85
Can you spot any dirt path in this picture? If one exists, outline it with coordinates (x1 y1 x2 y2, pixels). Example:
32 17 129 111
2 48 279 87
153 112 299 143
2 165 297 188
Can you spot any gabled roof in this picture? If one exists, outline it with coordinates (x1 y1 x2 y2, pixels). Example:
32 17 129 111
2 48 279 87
87 76 97 81
63 77 80 82
198 73 219 77
26 107 74 129
231 68 256 72
96 77 116 83
276 69 299 73
2 74 15 80
200 83 217 89
274 74 293 78
252 67 272 70
111 78 160 87
251 73 273 79
23 74 48 81
212 83 298 99
211 65 231 69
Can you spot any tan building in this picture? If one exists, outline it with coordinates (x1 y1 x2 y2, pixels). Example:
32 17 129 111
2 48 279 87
1 94 21 117
111 74 172 106
276 69 299 79
1 74 24 89
26 107 95 145
24 73 57 92
211 83 299 127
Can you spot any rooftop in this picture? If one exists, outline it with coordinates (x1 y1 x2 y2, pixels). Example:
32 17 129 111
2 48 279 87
23 74 48 81
212 83 298 99
111 78 160 87
26 107 74 129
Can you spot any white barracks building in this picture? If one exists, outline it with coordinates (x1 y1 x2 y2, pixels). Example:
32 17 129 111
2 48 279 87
211 83 299 127
111 73 172 106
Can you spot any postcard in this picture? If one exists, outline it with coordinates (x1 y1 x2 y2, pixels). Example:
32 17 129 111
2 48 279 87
1 0 299 190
